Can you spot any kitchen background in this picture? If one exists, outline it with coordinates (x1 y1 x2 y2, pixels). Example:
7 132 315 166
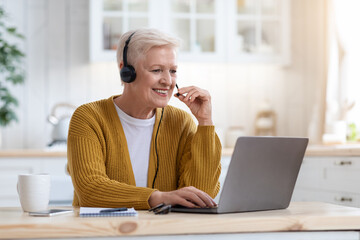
0 0 358 149
1 0 360 208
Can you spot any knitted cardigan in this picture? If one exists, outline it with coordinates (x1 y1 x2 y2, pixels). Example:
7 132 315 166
67 96 221 209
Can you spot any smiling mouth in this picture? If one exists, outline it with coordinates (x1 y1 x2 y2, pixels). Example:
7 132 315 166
153 89 168 95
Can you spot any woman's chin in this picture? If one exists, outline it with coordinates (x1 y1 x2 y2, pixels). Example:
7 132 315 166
156 101 169 109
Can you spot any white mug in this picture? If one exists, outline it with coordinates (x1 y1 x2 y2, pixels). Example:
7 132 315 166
17 174 51 212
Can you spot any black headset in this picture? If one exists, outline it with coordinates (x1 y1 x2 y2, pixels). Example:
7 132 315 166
120 32 137 83
120 31 163 188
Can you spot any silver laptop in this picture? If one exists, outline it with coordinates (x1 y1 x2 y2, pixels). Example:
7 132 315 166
171 136 308 214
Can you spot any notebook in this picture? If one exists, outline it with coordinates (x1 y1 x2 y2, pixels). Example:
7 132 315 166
171 136 308 214
79 207 138 217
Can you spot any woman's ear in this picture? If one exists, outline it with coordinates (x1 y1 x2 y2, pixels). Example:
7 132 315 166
119 61 124 69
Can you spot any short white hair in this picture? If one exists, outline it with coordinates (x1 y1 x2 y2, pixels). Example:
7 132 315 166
116 28 181 69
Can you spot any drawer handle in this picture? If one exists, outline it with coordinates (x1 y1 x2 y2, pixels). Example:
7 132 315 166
335 197 353 202
334 161 352 166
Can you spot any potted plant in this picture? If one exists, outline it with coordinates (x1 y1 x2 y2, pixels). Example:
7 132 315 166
0 6 25 128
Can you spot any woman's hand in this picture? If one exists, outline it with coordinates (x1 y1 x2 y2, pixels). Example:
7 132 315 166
148 186 217 208
174 86 213 125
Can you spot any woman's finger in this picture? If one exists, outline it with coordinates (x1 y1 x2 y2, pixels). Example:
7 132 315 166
173 195 197 208
184 89 199 101
188 187 216 207
182 191 208 207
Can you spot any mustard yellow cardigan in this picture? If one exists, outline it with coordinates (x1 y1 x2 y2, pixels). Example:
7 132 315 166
67 96 221 209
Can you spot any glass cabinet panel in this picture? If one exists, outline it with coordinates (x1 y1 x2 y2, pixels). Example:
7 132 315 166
103 0 123 11
173 19 191 51
103 17 123 50
231 0 287 62
236 21 256 53
237 0 256 14
261 21 280 54
129 17 148 30
171 0 191 13
170 0 217 53
128 0 148 12
101 0 149 50
196 0 215 13
197 19 215 52
261 0 279 15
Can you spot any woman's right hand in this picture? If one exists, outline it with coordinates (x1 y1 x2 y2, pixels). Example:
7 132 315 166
148 186 217 208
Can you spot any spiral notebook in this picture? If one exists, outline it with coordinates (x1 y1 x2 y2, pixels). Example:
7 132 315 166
79 207 138 217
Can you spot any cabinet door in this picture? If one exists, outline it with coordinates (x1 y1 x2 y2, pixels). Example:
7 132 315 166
89 0 289 63
296 156 360 193
90 0 224 62
320 157 360 193
226 0 290 64
167 0 225 61
292 188 360 208
293 156 360 208
90 0 151 61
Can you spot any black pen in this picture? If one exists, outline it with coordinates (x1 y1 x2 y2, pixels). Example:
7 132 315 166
99 207 127 213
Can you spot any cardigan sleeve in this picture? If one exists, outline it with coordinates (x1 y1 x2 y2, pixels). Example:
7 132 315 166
177 122 222 198
67 107 156 209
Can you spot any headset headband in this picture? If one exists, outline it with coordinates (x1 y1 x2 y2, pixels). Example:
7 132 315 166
123 32 136 67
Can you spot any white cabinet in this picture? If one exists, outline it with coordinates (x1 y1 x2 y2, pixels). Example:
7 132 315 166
90 0 290 63
292 156 360 208
0 157 73 207
220 154 360 208
226 0 290 64
90 0 152 61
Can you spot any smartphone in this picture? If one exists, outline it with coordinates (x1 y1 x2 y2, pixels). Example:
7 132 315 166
29 209 73 217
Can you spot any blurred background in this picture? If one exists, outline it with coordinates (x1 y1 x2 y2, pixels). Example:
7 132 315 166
0 0 359 149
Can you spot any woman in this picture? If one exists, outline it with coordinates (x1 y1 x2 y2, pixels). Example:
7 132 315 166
67 28 221 210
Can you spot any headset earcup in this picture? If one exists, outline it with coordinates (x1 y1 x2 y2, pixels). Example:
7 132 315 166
120 65 136 83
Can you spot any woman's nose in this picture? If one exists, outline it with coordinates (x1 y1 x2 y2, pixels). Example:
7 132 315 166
160 71 172 85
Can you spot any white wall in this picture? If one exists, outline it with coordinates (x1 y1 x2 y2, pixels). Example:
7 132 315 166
0 0 326 149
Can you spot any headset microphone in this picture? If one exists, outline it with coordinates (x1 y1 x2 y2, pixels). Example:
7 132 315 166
120 32 136 83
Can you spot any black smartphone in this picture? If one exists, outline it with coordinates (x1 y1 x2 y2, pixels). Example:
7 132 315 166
29 209 73 217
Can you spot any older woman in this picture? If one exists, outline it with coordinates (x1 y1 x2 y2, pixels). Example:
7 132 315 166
67 28 221 210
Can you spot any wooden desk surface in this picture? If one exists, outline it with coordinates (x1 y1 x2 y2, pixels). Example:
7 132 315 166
1 202 360 239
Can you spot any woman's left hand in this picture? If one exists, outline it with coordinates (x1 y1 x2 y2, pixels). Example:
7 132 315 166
175 86 213 126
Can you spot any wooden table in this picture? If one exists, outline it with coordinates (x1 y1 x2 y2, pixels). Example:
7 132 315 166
1 202 360 240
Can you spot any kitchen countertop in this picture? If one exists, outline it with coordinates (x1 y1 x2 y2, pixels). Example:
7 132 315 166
1 144 360 158
0 149 67 158
223 144 360 157
1 202 360 239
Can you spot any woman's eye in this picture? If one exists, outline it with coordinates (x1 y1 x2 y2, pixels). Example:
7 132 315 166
151 69 161 73
170 70 177 74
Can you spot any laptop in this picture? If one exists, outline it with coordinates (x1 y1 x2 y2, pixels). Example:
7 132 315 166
171 136 308 214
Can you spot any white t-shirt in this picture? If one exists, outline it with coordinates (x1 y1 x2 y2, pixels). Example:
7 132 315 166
113 102 155 187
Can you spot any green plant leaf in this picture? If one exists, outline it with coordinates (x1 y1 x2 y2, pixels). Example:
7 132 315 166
0 106 18 126
6 27 16 33
6 73 24 84
0 6 25 127
1 92 18 106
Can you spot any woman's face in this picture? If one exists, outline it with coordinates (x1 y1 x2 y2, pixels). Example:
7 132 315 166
130 46 177 110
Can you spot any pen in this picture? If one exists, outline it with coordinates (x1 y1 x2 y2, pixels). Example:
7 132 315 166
99 207 127 213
